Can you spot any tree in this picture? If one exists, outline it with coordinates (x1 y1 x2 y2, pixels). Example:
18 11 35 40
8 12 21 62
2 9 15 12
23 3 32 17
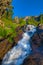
19 18 26 26
28 16 39 26
0 0 13 19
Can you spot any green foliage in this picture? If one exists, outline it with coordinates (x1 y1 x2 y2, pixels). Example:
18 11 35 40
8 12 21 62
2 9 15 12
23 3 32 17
28 17 39 26
0 26 6 37
19 18 26 26
0 18 19 43
40 14 43 24
0 0 12 19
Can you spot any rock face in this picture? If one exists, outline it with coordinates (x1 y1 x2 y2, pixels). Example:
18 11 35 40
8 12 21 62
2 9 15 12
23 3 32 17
32 33 41 46
14 17 19 24
38 24 43 30
0 39 13 59
32 24 43 46
37 24 43 44
14 30 23 43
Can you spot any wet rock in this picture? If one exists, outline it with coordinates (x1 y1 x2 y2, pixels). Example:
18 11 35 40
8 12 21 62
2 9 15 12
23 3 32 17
22 53 43 65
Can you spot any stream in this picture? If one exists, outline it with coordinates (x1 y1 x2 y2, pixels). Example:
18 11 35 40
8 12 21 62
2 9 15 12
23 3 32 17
2 25 36 65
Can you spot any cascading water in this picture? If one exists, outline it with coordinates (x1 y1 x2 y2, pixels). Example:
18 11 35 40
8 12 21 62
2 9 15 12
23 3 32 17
2 25 36 65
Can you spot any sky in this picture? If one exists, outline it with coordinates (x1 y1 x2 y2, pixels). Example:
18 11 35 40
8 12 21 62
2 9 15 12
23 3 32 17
12 0 43 18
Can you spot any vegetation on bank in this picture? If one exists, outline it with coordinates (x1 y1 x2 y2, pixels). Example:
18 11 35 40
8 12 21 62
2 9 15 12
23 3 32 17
0 15 43 43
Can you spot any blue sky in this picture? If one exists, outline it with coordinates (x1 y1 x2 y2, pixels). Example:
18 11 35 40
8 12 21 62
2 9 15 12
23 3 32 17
12 0 43 18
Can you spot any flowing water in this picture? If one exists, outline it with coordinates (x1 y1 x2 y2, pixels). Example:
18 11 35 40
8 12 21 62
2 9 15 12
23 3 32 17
2 25 36 65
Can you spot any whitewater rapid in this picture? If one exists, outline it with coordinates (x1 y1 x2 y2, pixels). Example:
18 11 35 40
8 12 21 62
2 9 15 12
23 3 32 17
2 25 36 65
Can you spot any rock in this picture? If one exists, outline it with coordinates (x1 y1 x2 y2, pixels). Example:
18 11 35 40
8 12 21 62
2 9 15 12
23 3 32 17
22 53 43 65
0 39 13 59
32 24 43 46
15 25 25 32
22 37 43 65
39 33 43 40
13 17 19 24
14 30 23 43
24 16 31 21
32 33 41 46
38 24 43 30
15 26 21 32
37 24 43 44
